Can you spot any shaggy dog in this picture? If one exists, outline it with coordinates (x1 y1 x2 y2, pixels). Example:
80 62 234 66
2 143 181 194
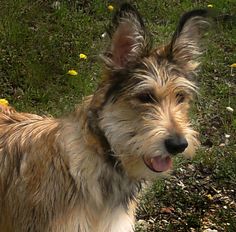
0 3 210 232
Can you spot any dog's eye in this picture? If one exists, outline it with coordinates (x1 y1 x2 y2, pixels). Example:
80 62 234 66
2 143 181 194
137 92 156 104
176 93 185 104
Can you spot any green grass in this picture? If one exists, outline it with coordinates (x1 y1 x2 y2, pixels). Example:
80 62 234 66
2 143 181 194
0 0 236 231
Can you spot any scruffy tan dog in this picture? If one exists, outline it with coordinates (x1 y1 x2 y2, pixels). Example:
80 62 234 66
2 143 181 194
0 3 210 232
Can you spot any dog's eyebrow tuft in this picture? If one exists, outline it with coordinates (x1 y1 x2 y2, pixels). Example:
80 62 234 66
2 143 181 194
136 89 157 104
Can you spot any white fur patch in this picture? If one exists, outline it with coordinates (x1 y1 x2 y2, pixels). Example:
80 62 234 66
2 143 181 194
98 206 134 232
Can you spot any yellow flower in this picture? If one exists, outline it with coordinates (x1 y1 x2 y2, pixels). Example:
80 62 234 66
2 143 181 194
79 53 87 60
207 4 213 8
0 98 9 106
67 69 78 76
108 5 114 11
206 194 213 200
230 63 236 68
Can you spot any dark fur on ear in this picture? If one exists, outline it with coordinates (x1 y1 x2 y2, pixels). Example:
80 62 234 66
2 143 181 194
165 9 211 73
170 9 209 49
101 3 152 70
110 3 145 35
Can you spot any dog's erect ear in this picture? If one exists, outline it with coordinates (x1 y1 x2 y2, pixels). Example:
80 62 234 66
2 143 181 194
165 9 210 73
102 3 151 70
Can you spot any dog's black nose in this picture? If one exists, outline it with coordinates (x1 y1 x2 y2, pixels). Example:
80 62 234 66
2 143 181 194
164 135 188 155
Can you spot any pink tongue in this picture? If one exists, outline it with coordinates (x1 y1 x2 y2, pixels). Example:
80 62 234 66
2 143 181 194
151 156 172 172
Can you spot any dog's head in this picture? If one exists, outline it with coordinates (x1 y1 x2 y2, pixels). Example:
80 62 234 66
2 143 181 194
89 3 210 180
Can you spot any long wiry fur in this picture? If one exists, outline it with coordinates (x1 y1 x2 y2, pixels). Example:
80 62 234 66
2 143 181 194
0 3 210 232
0 100 138 232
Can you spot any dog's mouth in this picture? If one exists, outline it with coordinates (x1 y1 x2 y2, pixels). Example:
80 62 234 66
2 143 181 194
143 155 173 173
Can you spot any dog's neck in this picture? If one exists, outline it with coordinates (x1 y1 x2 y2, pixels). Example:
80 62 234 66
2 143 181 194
72 95 123 173
66 100 142 208
86 108 124 172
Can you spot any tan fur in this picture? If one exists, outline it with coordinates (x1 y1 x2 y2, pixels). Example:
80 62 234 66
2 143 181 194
0 4 209 232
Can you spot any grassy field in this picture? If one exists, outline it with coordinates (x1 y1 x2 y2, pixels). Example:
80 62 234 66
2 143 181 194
0 0 235 231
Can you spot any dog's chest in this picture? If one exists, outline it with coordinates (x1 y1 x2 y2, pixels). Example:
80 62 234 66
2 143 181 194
49 204 134 232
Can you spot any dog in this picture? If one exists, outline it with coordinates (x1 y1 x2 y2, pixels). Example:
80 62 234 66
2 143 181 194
0 3 210 232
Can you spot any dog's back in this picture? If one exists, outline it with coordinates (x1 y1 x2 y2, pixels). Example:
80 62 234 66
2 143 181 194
0 105 74 231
